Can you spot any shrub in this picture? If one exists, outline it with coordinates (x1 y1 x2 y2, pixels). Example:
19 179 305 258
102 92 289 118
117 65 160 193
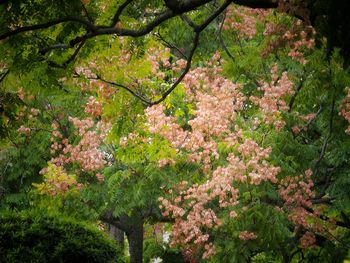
0 210 119 263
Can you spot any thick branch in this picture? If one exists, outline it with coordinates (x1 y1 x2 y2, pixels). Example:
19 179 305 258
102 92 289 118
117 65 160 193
0 17 95 40
100 210 129 232
86 1 229 105
40 44 70 55
233 0 278 9
165 0 213 13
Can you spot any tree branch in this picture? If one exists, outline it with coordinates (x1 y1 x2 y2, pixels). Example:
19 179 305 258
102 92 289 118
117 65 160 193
80 0 93 23
288 75 305 112
89 75 152 106
194 0 231 32
111 0 134 27
48 40 85 68
0 17 95 40
217 12 261 86
0 69 9 83
156 30 188 59
100 210 129 232
314 89 336 174
149 31 199 105
233 0 278 9
84 30 198 106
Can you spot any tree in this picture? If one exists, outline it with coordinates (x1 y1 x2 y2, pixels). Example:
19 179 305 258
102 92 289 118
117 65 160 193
1 1 350 263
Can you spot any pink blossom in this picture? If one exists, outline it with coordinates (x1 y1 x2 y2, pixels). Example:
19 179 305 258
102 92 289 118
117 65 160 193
239 231 258 241
17 125 31 135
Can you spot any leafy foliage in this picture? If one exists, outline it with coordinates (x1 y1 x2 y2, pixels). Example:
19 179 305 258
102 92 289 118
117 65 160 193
0 210 119 263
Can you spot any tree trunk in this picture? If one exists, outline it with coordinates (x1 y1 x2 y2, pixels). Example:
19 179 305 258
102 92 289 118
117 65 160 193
109 224 124 251
126 221 144 263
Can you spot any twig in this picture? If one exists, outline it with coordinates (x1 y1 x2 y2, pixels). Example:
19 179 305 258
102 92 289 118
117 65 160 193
0 69 9 83
48 40 85 68
111 0 134 27
288 75 305 112
89 75 152 106
149 31 200 105
156 30 188 59
314 90 335 174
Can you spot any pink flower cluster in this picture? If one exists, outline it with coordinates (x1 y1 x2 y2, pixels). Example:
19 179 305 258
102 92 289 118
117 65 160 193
155 142 278 258
279 169 315 214
146 53 246 172
118 132 152 148
17 88 26 101
300 231 316 249
17 125 31 135
224 139 280 185
50 116 108 172
223 6 270 39
145 104 188 149
144 53 284 258
158 138 279 257
292 125 302 135
250 68 294 130
339 87 350 134
263 20 315 64
239 231 258 241
158 176 231 259
84 96 103 117
300 113 316 122
30 108 40 116
279 169 322 248
158 158 175 168
146 46 172 78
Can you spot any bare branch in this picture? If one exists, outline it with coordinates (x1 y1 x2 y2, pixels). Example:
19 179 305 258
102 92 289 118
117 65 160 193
180 14 198 29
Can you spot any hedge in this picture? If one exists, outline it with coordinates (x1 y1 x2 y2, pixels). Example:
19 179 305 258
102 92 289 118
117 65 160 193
0 210 119 263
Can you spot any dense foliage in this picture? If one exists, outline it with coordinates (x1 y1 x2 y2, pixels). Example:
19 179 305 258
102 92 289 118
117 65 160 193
1 1 350 263
0 210 119 263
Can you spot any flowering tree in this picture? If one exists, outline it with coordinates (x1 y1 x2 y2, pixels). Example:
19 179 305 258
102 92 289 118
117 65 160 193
1 1 350 263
